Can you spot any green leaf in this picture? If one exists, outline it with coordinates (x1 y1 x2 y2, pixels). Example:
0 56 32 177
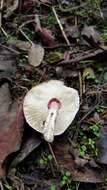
48 154 53 161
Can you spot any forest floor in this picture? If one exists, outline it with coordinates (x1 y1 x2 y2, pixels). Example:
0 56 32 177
0 0 107 190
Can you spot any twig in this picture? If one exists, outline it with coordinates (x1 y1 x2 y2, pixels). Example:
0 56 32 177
19 20 35 29
78 102 101 124
0 26 8 37
0 44 20 55
19 29 32 44
52 6 70 46
0 0 4 27
0 181 4 190
34 14 41 30
78 71 82 103
57 49 105 66
48 142 59 169
0 0 8 39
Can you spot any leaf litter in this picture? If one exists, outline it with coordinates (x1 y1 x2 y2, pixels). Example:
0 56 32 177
0 0 107 190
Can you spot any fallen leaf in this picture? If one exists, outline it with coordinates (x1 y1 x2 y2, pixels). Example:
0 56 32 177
0 47 17 79
0 83 24 178
28 43 44 67
38 27 57 47
18 0 37 11
10 133 41 168
81 25 101 47
66 25 79 39
9 40 31 51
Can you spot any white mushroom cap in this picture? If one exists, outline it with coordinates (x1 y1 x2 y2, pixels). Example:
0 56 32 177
23 80 79 141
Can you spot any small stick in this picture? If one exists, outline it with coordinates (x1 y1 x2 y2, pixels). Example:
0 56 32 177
0 0 4 27
57 49 104 66
48 142 59 169
52 6 70 46
78 71 82 103
0 44 20 55
0 26 8 37
0 0 9 39
19 20 35 29
78 102 101 124
0 181 4 190
19 29 32 44
34 14 41 30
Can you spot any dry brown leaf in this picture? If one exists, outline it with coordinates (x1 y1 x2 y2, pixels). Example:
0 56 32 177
0 83 24 178
38 27 57 47
0 47 17 79
28 43 44 67
81 25 101 47
10 133 41 168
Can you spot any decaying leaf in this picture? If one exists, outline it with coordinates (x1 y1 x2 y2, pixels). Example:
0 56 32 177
10 133 41 168
65 25 79 39
0 83 24 178
38 27 57 47
0 47 17 79
81 25 101 47
28 43 44 67
9 40 31 51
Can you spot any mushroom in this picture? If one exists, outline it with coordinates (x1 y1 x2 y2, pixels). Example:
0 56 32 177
23 80 80 142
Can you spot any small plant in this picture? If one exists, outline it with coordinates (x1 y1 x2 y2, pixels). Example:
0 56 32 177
50 183 57 190
96 106 104 113
3 181 15 190
39 154 53 166
60 171 76 190
89 123 101 137
79 145 87 157
78 123 101 157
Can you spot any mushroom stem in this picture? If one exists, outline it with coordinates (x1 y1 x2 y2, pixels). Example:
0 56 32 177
43 107 58 142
